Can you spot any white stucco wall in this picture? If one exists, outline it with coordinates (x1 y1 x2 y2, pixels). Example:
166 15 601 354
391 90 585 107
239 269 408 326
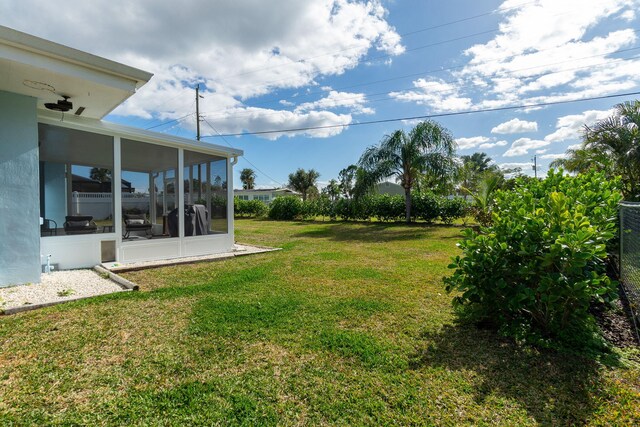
0 91 41 286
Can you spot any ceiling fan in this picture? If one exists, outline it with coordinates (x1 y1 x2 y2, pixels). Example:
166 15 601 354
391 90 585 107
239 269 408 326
44 95 73 112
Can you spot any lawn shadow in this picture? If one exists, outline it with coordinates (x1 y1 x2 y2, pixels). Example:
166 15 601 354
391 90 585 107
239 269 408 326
410 323 615 425
293 222 465 243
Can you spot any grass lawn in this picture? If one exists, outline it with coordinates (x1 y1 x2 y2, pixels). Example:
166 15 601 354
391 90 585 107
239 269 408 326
1 219 639 425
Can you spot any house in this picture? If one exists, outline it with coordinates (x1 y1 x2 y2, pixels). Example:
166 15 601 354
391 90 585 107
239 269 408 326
234 188 300 204
0 26 242 287
374 181 404 196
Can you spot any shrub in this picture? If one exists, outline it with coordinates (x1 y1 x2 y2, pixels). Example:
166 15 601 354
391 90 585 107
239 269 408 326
372 194 404 222
300 198 321 220
335 197 374 221
246 199 268 217
235 198 267 217
316 196 337 220
412 192 440 223
439 197 468 224
268 196 303 220
444 170 622 349
234 197 247 216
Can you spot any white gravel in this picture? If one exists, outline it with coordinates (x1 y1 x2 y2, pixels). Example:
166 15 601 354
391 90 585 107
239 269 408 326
0 270 125 311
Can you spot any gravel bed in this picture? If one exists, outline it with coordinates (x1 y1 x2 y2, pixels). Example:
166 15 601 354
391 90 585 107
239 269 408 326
0 270 125 311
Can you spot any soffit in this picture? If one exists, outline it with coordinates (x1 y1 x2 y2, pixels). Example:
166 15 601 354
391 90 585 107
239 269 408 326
0 25 152 119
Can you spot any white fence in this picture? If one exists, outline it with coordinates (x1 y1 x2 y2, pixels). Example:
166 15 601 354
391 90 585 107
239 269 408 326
71 192 206 219
72 192 158 219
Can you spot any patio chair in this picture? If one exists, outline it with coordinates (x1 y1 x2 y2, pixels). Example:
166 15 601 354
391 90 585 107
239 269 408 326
123 213 153 239
63 215 98 235
41 218 58 236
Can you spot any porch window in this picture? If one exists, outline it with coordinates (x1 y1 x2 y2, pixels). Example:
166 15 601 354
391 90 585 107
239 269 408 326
38 124 114 236
184 150 228 235
121 139 177 240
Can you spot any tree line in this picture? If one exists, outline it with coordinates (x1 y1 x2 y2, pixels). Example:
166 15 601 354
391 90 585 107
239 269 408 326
239 99 640 222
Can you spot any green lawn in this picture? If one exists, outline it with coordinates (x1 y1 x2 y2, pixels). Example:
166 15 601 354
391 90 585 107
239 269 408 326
1 219 639 425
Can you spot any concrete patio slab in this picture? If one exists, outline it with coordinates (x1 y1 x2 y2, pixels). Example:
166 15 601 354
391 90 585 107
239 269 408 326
100 243 280 273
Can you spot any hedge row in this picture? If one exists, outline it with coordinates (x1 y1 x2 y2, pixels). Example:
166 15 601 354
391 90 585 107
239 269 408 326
234 198 269 217
250 193 469 223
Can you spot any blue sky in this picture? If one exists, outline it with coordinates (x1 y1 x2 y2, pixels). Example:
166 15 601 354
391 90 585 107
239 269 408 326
2 0 639 188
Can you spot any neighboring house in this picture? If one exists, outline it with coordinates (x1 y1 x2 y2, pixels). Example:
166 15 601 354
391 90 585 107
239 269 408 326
234 188 300 204
374 181 404 196
71 175 133 193
0 26 243 287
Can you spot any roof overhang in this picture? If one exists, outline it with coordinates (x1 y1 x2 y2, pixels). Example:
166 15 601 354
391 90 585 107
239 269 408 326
38 109 243 159
0 25 153 119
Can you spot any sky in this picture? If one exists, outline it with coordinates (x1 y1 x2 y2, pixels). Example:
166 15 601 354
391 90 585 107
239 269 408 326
1 0 639 188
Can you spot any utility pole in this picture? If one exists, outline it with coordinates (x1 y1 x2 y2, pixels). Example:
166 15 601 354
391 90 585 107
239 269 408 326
532 155 537 179
195 84 203 141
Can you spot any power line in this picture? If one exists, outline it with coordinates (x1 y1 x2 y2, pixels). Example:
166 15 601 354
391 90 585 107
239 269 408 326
212 0 538 82
208 6 575 99
145 111 195 130
198 50 640 122
200 116 286 188
200 90 640 138
201 33 640 117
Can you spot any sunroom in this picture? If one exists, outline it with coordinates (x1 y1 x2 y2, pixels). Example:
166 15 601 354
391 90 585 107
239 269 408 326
0 25 242 287
38 114 240 270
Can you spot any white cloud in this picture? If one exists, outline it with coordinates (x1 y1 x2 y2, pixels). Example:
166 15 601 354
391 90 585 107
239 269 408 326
544 108 613 143
455 136 492 149
389 78 472 112
0 0 403 139
499 161 531 169
391 0 640 114
620 9 636 21
540 153 567 160
491 118 538 134
202 107 352 140
295 90 374 115
503 137 550 157
498 162 532 174
479 140 508 149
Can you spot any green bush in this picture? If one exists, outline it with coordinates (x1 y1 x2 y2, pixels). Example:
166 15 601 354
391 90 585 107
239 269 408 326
439 197 468 224
263 191 468 224
268 196 303 220
300 198 321 220
317 196 337 220
234 198 267 217
444 170 622 349
412 192 440 223
372 194 404 222
247 199 268 217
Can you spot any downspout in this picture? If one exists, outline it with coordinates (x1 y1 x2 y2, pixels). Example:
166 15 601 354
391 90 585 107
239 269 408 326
230 156 239 166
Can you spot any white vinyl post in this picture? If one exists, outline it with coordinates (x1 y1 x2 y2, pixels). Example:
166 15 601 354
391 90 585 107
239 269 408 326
113 136 122 258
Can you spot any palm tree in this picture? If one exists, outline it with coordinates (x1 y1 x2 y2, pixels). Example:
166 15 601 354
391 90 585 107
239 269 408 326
457 152 500 194
463 172 502 227
288 168 320 201
239 168 256 190
322 179 341 202
554 100 640 199
549 147 613 174
461 152 493 173
358 120 456 222
338 165 359 199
